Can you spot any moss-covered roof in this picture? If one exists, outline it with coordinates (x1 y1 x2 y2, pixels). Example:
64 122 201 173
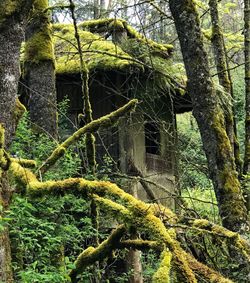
21 18 190 111
78 18 173 58
52 19 175 75
53 23 141 75
52 20 190 112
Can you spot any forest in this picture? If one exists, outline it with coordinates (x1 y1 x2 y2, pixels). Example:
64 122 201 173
0 0 250 282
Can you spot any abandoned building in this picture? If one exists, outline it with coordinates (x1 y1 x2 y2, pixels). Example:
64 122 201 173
21 19 192 207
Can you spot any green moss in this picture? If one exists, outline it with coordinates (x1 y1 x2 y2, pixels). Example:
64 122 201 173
79 18 173 56
0 1 21 26
11 158 37 168
53 24 137 74
24 29 54 64
108 19 125 30
7 153 240 282
0 124 4 150
23 0 54 65
212 109 232 158
79 18 115 30
13 98 26 126
86 133 96 170
123 21 173 55
39 99 137 173
152 249 172 283
70 225 126 280
33 0 48 10
9 161 38 189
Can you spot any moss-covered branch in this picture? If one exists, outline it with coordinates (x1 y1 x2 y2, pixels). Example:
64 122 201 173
38 99 137 174
0 119 245 283
69 0 96 171
118 239 160 250
186 253 233 283
190 219 250 262
69 225 126 282
6 157 238 282
152 249 172 283
10 158 37 169
9 161 38 188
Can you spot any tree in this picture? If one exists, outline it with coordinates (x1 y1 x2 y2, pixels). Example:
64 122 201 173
208 0 241 174
0 2 34 281
24 0 58 138
243 0 250 211
169 0 249 232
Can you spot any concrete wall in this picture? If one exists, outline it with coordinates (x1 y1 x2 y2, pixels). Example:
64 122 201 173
119 111 177 210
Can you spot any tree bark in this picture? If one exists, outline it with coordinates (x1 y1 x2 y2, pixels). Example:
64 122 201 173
243 0 250 211
0 2 33 281
209 0 241 174
24 0 58 138
169 0 249 232
244 1 250 174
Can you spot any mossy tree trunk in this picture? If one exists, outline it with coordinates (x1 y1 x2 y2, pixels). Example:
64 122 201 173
0 1 33 281
209 0 241 174
24 0 58 138
243 0 250 211
169 0 249 232
243 0 250 174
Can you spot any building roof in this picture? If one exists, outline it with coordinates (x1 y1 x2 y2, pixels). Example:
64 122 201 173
53 19 175 75
53 22 140 74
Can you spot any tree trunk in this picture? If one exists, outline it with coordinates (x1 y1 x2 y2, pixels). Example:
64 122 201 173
169 0 249 232
243 0 250 211
93 0 100 19
209 0 241 174
24 0 58 138
0 2 33 281
243 0 250 174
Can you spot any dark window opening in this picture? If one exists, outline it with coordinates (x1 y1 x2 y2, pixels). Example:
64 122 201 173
145 120 160 155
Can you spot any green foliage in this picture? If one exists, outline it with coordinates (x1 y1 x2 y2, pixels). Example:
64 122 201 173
10 102 81 181
8 194 95 282
8 101 97 282
182 188 219 222
177 112 211 189
141 250 159 282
